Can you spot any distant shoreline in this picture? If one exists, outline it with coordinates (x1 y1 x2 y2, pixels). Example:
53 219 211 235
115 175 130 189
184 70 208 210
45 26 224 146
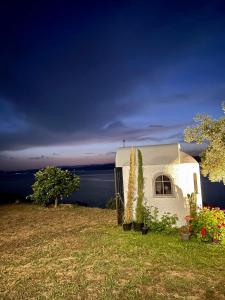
0 163 115 174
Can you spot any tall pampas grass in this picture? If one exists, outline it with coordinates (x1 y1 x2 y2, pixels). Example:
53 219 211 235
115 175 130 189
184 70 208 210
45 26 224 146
124 147 136 224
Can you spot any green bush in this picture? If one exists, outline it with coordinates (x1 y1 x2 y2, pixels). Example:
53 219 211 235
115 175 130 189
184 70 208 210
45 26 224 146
31 166 80 207
143 206 178 233
191 207 225 244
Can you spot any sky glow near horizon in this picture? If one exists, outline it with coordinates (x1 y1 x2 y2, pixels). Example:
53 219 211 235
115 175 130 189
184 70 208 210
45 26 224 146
0 0 225 170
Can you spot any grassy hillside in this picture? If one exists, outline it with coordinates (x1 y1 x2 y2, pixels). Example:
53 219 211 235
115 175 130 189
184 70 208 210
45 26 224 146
0 204 225 299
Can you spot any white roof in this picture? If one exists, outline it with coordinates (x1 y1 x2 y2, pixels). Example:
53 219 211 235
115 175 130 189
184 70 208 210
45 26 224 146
115 143 198 167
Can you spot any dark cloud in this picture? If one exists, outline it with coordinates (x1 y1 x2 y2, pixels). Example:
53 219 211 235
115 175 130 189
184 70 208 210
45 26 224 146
0 154 15 160
0 0 225 169
28 155 49 160
105 151 116 155
136 133 183 143
52 152 60 156
148 125 165 129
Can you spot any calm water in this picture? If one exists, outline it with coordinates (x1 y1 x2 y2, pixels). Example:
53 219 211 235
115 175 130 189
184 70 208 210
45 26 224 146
0 170 115 208
0 169 224 208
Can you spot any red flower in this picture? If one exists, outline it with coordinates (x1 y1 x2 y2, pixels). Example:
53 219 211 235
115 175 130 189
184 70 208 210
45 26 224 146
201 228 207 237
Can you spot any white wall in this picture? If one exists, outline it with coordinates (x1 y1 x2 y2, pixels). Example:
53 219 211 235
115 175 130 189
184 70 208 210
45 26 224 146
122 163 202 226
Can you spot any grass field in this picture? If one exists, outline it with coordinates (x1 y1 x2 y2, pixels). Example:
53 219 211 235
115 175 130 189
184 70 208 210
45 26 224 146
0 204 225 299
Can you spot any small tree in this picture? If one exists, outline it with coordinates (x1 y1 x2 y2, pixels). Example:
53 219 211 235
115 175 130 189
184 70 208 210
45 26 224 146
31 166 80 207
124 147 136 224
135 149 144 223
184 103 225 184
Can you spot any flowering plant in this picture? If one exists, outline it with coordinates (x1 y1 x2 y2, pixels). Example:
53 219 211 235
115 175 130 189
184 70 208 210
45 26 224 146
184 215 194 233
191 207 225 244
185 215 194 222
179 225 190 234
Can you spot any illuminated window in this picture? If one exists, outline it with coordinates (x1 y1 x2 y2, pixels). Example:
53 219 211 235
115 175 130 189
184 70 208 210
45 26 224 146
193 173 198 194
155 175 172 195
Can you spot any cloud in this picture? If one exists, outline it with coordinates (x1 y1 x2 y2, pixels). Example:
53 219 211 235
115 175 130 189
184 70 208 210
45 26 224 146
102 121 127 130
0 154 15 160
105 151 116 155
0 98 28 134
0 0 225 170
148 125 165 129
52 152 60 156
136 133 184 143
28 155 49 160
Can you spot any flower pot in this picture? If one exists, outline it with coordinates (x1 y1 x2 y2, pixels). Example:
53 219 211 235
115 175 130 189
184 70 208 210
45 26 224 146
180 232 191 241
142 226 149 235
212 237 219 244
133 222 144 231
123 223 132 231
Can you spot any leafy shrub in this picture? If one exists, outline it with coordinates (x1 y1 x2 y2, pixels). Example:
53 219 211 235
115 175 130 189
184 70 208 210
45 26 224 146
191 207 225 244
143 206 178 233
106 197 116 209
31 166 80 207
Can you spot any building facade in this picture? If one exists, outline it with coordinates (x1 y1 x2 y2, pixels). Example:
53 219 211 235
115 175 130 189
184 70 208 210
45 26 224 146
115 143 202 226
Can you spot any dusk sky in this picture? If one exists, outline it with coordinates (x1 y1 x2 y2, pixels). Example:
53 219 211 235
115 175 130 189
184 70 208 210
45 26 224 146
0 0 225 170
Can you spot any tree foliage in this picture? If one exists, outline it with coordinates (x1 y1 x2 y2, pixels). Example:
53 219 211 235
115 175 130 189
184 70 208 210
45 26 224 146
184 103 225 184
31 166 80 206
136 149 144 223
124 147 136 224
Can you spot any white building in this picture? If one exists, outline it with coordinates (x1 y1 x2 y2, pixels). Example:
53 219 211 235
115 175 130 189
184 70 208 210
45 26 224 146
115 143 202 226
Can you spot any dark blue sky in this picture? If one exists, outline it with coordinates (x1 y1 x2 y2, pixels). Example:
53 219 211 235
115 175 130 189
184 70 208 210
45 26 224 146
0 0 225 170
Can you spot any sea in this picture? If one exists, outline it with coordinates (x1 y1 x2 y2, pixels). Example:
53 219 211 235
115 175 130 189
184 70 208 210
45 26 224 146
0 165 224 208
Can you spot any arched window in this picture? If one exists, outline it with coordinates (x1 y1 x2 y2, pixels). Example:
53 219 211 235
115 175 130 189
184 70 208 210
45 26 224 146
155 175 172 195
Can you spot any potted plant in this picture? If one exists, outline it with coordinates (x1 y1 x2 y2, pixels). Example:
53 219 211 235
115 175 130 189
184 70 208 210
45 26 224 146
179 225 191 240
133 222 144 231
123 148 136 231
123 222 132 231
142 224 149 235
133 149 144 231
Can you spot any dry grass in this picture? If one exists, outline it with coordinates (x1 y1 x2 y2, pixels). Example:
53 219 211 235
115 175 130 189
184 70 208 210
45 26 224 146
1 204 225 299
